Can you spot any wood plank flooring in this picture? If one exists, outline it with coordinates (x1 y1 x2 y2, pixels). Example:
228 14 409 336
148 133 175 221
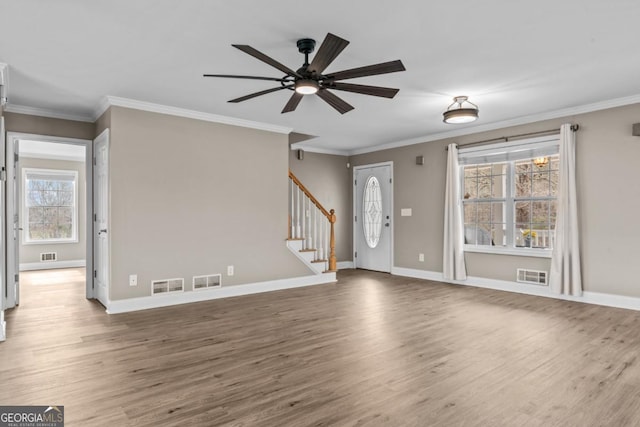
1 268 640 426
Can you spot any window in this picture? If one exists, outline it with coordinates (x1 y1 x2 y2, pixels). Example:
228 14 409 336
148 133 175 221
459 136 559 257
23 168 78 243
363 176 382 248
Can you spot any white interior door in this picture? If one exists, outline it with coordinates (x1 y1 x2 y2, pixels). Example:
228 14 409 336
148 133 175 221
4 135 19 309
93 130 109 307
354 163 392 272
0 118 5 338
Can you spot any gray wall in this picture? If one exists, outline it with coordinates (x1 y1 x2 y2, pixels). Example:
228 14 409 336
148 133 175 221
350 102 640 298
4 112 95 140
19 157 86 264
108 106 310 300
288 149 352 262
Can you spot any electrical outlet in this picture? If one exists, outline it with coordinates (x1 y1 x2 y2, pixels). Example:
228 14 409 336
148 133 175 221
227 265 234 276
129 274 138 286
419 253 425 262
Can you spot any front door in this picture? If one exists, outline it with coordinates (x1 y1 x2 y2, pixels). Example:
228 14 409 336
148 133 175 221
354 163 392 272
93 130 109 307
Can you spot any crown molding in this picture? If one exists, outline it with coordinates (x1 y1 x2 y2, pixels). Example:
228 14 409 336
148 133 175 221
100 96 293 135
4 104 94 123
290 142 349 156
348 93 640 156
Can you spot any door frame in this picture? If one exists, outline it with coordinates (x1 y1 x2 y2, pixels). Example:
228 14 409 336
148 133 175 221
352 161 394 271
5 132 94 300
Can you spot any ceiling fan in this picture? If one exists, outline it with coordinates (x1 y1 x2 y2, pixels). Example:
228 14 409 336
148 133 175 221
203 33 406 114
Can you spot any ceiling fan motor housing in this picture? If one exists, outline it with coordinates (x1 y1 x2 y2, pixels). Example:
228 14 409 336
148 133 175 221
296 38 316 54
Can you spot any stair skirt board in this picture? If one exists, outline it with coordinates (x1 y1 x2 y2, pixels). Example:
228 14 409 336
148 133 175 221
106 272 337 314
286 239 327 274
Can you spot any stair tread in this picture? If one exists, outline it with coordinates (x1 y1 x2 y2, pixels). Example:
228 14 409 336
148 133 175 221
299 249 317 253
286 238 304 241
311 259 328 263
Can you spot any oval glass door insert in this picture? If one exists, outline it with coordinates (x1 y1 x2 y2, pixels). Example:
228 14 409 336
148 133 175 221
363 176 383 248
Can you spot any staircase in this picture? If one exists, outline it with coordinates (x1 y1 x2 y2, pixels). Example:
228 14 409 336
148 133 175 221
287 171 337 275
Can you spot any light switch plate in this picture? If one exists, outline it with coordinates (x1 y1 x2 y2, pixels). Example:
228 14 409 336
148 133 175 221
401 208 412 216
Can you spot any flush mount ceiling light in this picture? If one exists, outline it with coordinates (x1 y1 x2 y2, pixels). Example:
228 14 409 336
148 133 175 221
294 79 319 95
443 96 479 124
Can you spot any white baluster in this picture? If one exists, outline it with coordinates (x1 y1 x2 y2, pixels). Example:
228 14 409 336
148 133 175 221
296 187 301 239
302 194 306 248
307 201 312 253
290 179 295 239
325 216 330 270
313 205 318 260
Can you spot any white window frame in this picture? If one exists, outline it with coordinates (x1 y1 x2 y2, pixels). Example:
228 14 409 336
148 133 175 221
22 167 79 244
459 135 559 258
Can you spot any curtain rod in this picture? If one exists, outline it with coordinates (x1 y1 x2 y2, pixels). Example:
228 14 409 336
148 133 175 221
446 124 579 150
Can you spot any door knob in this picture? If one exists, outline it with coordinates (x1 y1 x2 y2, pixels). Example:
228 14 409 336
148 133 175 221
98 229 107 235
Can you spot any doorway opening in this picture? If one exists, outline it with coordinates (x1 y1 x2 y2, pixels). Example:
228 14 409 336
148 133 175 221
5 133 94 312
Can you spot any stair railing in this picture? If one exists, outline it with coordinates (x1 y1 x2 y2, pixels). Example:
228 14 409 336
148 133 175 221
288 171 337 272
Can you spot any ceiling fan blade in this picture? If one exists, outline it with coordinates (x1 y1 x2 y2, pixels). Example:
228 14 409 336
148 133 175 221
282 92 304 113
203 74 288 82
308 33 350 76
232 44 302 78
316 89 354 114
324 60 406 82
328 82 399 98
228 85 293 103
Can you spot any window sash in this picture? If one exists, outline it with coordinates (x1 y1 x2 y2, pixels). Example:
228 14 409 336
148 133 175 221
23 168 78 243
460 139 559 253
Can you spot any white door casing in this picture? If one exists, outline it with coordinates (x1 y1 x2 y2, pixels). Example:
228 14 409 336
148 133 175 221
93 129 109 308
354 163 393 272
5 136 19 309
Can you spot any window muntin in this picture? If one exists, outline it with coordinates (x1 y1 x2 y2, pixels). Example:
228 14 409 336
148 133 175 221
462 155 558 251
23 168 78 243
363 176 382 248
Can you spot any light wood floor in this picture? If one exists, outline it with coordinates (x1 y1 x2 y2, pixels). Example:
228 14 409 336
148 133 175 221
2 268 640 426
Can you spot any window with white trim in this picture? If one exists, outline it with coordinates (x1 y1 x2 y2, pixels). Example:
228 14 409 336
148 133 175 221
459 136 559 256
23 168 78 243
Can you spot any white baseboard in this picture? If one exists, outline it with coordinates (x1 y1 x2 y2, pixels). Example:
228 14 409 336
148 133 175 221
20 259 86 271
106 272 337 314
337 261 354 270
391 267 640 312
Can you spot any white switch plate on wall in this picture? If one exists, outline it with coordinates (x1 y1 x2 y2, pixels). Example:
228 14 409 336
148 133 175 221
227 265 234 276
401 208 412 216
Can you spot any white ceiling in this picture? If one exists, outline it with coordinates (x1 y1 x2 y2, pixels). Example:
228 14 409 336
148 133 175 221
2 1 640 154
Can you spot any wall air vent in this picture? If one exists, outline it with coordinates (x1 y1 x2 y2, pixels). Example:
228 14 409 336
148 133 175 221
152 278 184 295
517 268 548 286
40 252 57 262
193 274 222 291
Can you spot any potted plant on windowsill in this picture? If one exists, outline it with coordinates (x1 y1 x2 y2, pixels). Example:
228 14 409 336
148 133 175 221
521 229 537 247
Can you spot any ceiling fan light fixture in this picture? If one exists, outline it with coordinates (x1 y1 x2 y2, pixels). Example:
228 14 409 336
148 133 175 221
443 96 479 124
295 79 319 95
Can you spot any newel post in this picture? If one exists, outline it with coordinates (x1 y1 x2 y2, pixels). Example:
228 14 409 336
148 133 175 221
328 209 337 272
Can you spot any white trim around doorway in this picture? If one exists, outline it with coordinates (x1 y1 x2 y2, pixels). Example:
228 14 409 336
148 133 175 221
5 132 94 301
